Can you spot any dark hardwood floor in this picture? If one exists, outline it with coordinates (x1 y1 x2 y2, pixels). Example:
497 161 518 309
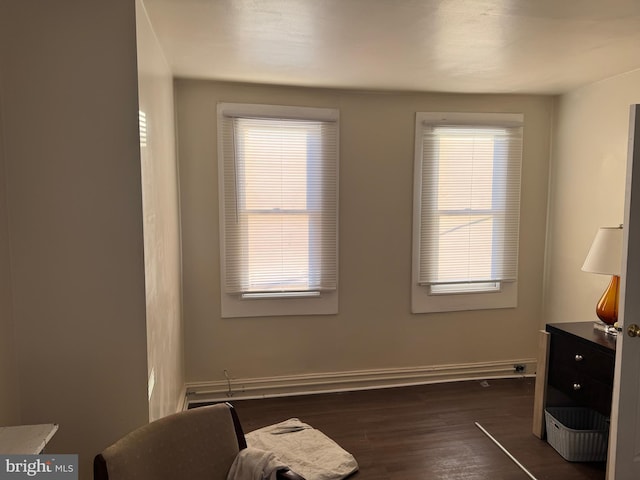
218 378 606 480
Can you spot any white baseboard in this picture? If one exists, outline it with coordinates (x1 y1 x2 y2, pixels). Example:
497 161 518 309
184 358 537 408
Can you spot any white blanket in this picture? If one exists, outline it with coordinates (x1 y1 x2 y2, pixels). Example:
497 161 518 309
226 447 288 480
246 418 358 480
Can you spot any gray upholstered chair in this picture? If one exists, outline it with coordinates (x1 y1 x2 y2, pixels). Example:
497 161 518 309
94 402 303 480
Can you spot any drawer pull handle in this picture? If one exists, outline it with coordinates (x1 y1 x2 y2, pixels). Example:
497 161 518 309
573 383 582 391
575 354 583 362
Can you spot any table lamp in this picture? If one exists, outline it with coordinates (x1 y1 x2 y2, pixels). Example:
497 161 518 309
581 225 623 329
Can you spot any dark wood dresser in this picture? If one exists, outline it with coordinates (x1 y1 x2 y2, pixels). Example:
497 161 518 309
533 321 617 438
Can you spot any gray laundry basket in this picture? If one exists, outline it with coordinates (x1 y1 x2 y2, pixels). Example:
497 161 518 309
544 407 609 462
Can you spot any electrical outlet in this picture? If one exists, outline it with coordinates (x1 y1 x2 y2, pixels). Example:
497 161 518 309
514 364 525 373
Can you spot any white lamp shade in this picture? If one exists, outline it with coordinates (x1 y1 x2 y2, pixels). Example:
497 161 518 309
582 226 623 276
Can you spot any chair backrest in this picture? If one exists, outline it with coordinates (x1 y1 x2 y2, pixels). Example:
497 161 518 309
94 403 246 480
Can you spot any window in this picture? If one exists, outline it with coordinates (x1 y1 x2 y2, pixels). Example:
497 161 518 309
412 112 523 313
218 103 339 318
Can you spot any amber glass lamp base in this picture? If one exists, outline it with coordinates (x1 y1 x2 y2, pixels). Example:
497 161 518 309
596 275 620 326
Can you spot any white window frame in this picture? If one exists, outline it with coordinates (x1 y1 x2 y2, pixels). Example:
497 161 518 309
217 103 339 318
411 112 523 313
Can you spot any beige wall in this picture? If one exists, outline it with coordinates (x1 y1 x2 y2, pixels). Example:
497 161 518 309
0 82 21 426
0 1 149 478
176 80 554 385
136 0 185 421
545 70 640 324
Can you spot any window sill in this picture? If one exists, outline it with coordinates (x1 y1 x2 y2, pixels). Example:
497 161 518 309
411 281 517 313
221 291 338 318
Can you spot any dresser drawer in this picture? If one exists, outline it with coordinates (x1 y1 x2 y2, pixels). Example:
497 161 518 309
549 332 615 386
548 364 614 415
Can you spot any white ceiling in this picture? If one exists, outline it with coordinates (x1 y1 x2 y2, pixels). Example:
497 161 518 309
142 0 640 95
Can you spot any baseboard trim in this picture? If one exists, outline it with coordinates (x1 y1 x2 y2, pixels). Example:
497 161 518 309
184 359 537 407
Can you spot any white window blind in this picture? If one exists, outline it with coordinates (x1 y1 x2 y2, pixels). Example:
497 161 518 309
417 117 523 295
220 109 338 297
